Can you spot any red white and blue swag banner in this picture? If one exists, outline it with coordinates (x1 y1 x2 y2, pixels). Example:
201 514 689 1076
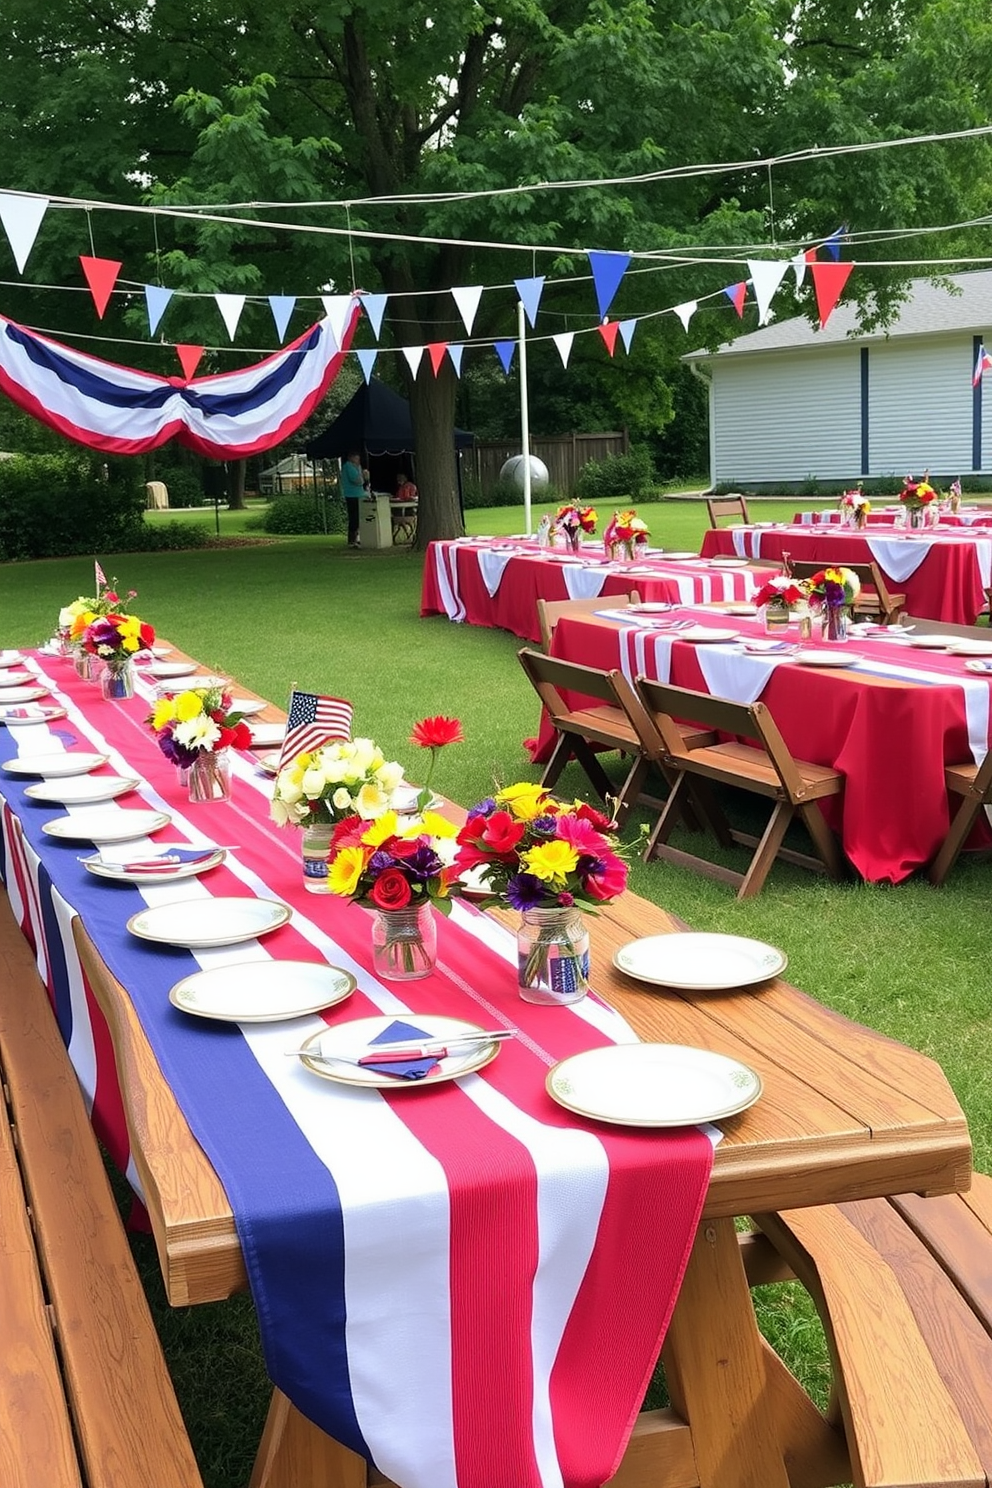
0 655 714 1488
0 307 359 457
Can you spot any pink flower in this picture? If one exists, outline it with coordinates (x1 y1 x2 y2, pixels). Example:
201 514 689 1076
555 814 611 856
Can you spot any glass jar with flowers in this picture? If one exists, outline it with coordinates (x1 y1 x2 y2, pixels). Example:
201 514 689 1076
83 612 155 699
839 486 871 530
270 737 409 893
452 785 630 1005
148 687 252 803
752 575 809 634
899 473 939 530
553 503 597 554
325 810 461 979
604 509 649 562
948 477 963 516
806 567 861 642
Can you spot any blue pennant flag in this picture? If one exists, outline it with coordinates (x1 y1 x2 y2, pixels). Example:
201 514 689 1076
361 293 388 340
823 225 847 262
618 319 637 353
514 276 545 329
447 344 464 378
494 340 516 375
268 295 296 342
356 348 378 384
587 250 631 319
143 284 173 337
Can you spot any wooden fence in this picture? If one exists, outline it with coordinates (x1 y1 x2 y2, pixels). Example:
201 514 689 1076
472 431 628 495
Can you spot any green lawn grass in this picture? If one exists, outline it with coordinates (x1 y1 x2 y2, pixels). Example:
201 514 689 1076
1 496 985 1486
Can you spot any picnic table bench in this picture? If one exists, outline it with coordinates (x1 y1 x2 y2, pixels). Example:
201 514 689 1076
0 887 203 1488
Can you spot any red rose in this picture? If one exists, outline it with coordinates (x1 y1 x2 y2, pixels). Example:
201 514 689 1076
139 622 156 647
387 835 422 859
370 867 413 910
457 814 489 845
481 810 525 856
410 715 464 749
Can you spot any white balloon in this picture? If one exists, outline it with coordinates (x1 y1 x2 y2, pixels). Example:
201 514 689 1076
499 455 549 490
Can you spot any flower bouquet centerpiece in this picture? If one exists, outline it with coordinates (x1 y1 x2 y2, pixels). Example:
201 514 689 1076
82 611 155 699
752 574 810 634
806 566 861 642
553 503 597 553
271 737 408 891
325 809 460 979
452 784 629 1005
604 509 649 562
60 582 139 677
839 485 871 529
899 472 939 529
148 687 252 803
948 477 963 515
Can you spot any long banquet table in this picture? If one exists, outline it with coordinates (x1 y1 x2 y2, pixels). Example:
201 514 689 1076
701 523 992 624
794 506 992 528
421 538 778 642
0 644 975 1488
534 605 992 883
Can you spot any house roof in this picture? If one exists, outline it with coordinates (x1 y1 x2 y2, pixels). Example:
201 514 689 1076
685 268 992 361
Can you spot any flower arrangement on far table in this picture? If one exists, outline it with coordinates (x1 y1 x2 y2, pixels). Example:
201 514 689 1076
839 485 871 529
82 610 155 698
452 784 630 1004
270 737 407 829
604 509 649 561
899 473 939 528
553 504 597 553
806 566 861 642
148 687 252 802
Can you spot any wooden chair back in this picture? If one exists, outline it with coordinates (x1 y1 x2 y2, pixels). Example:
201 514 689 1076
706 494 750 527
787 560 904 622
536 590 640 651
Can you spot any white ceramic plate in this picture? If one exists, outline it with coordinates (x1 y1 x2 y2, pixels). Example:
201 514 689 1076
907 635 950 650
248 722 286 748
127 896 291 948
170 960 356 1022
3 751 109 777
229 697 266 716
708 557 750 567
0 671 35 687
150 644 173 657
254 750 282 776
655 551 699 561
25 774 139 805
613 931 786 990
547 1043 762 1127
964 659 992 674
792 650 859 667
391 785 443 815
0 704 67 725
945 639 992 656
146 660 198 679
677 626 740 643
721 602 758 616
0 686 49 703
298 1015 500 1089
0 649 23 667
81 848 226 884
630 602 675 614
42 809 171 842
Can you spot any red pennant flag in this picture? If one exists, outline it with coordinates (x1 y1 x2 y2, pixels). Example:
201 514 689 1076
175 344 205 381
805 247 818 264
723 282 747 318
597 319 620 357
79 255 122 319
427 341 449 376
811 261 854 329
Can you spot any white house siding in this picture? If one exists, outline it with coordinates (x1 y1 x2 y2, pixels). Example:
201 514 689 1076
711 347 860 484
868 335 976 477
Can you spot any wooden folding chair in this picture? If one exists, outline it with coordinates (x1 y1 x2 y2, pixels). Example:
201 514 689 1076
788 559 906 625
518 648 698 827
634 677 845 898
928 750 992 884
536 590 641 652
706 493 750 527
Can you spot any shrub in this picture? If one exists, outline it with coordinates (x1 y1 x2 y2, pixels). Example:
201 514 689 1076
573 447 654 504
261 492 347 535
135 521 213 551
0 453 146 561
467 476 566 509
153 465 204 508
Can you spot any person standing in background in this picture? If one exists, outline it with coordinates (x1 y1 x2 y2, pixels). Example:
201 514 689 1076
340 450 365 547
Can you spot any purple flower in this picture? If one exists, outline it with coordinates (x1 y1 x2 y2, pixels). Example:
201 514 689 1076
557 890 575 907
405 845 443 882
369 849 397 874
469 797 497 818
506 872 546 911
530 815 558 837
158 734 197 769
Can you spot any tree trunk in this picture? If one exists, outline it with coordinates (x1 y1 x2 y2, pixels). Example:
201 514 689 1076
409 363 464 546
226 458 247 511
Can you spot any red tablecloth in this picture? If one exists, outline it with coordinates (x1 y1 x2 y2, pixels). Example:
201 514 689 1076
421 540 777 643
701 526 990 624
531 611 992 883
793 509 992 529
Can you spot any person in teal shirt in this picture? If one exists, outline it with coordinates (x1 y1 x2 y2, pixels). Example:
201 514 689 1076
340 450 366 546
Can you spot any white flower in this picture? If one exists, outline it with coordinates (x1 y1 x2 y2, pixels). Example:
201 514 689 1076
321 759 350 784
354 781 388 818
434 836 458 868
376 760 405 791
301 765 328 799
331 787 352 810
276 770 304 805
349 737 377 774
270 796 299 827
174 715 221 751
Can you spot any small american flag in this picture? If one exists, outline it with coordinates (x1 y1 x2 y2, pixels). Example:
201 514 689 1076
277 690 353 771
974 344 992 388
94 559 108 592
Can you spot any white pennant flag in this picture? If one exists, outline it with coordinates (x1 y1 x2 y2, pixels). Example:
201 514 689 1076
402 345 424 379
215 293 246 341
0 193 49 274
356 348 378 383
747 260 789 326
792 252 808 289
672 301 697 333
552 332 574 368
321 294 355 349
451 284 484 336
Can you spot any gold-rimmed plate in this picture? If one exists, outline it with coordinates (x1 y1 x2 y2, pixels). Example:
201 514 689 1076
42 808 171 843
614 932 786 991
170 960 356 1022
126 896 291 948
298 1015 500 1089
547 1043 762 1127
3 751 109 777
25 774 139 806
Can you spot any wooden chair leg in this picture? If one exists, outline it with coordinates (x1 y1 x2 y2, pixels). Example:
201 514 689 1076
798 802 844 880
685 777 734 847
928 794 984 886
538 733 573 791
569 735 619 801
644 773 693 859
738 801 794 898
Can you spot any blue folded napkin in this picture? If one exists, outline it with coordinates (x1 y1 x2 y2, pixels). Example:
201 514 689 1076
362 1018 441 1081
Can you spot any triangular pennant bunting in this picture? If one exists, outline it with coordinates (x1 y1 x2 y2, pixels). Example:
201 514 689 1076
791 252 809 289
427 342 448 376
447 344 464 377
143 284 173 337
321 293 354 349
823 226 847 262
722 282 747 318
597 320 620 357
268 295 296 342
552 332 574 368
402 345 424 379
747 260 789 326
514 276 545 329
0 193 49 274
215 293 246 341
672 301 697 333
587 250 631 319
360 293 388 340
811 260 854 328
451 285 483 336
494 340 516 374
175 344 205 381
80 255 122 319
618 318 638 352
356 348 378 384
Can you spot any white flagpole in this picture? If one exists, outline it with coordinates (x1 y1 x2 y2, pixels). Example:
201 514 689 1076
517 298 532 536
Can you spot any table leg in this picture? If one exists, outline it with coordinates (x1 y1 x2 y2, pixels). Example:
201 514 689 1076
249 1389 369 1488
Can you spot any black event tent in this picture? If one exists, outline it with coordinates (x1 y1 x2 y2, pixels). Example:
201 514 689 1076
304 378 474 460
